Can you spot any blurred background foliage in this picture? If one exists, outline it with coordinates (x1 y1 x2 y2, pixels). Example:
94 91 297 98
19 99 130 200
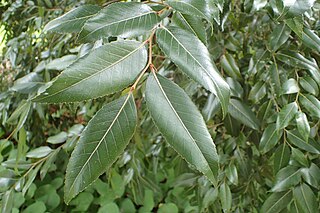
1 0 320 212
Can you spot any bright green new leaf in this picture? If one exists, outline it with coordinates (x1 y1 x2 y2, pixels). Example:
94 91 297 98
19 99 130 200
286 130 320 154
299 94 320 118
295 112 310 141
293 183 318 213
156 27 230 117
228 99 260 130
145 73 219 185
172 12 207 44
64 94 137 204
33 41 147 103
276 102 298 130
78 2 160 42
44 5 101 33
269 23 291 51
281 78 299 95
299 76 319 96
259 124 282 153
261 191 292 213
272 166 301 192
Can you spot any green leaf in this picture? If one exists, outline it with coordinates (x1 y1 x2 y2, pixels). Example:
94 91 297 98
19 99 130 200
259 124 282 153
299 76 319 96
172 12 207 44
269 23 291 51
167 0 217 24
283 0 316 17
281 78 299 95
23 162 43 195
47 132 68 144
286 130 320 154
44 5 101 33
301 28 320 52
219 182 232 212
274 144 291 174
276 50 320 86
145 73 219 185
33 41 147 103
295 112 310 141
64 94 137 204
26 146 52 158
248 81 267 103
22 201 46 213
98 203 119 213
40 148 60 180
272 166 301 192
291 147 308 167
299 94 320 118
1 189 14 213
301 163 320 189
46 55 77 71
221 53 242 80
226 163 238 185
156 27 230 117
293 183 318 213
202 94 221 121
78 2 160 42
261 191 292 213
158 203 179 213
276 102 298 130
228 99 260 130
285 17 303 38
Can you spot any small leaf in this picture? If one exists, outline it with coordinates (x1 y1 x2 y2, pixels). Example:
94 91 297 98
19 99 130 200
219 182 232 212
259 124 282 153
226 163 238 185
299 76 319 96
64 94 137 204
26 146 52 158
299 94 320 118
269 23 291 51
286 130 320 154
156 27 230 117
33 41 147 103
202 94 221 121
274 144 290 174
293 183 318 213
276 102 298 130
79 2 160 42
282 78 299 95
46 55 77 71
23 163 43 195
145 73 219 185
221 53 242 80
228 99 260 130
44 5 101 33
47 132 68 144
261 191 292 213
272 166 301 192
295 112 310 141
40 148 61 180
172 12 207 44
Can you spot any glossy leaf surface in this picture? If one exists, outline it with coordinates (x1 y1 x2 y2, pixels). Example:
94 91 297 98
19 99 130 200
145 73 219 185
156 27 230 117
33 41 147 103
260 124 282 153
261 191 292 213
293 183 318 213
276 102 298 130
64 94 137 203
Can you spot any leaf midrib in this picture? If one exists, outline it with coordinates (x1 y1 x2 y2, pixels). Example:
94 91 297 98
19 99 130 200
36 42 145 101
67 94 131 195
161 27 228 113
266 190 291 213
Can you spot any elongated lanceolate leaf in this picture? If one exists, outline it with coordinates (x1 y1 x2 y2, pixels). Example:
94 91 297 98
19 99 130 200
33 41 147 103
269 23 291 51
64 94 137 204
261 191 292 213
156 27 230 117
145 73 219 184
293 183 318 213
79 2 160 42
260 124 282 153
276 102 298 130
44 5 101 33
272 166 301 192
299 94 320 118
228 99 260 130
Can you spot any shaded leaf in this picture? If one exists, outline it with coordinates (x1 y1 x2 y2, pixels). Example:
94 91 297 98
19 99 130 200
44 5 101 33
64 94 137 204
274 144 291 174
79 2 160 42
228 99 260 130
248 81 267 103
226 163 238 185
299 94 320 118
219 182 232 212
291 147 308 167
259 124 282 153
156 27 230 117
221 53 242 80
33 41 147 103
145 73 219 185
269 23 291 51
46 55 77 71
276 102 298 130
272 166 301 192
261 190 292 213
202 94 221 121
293 183 318 213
